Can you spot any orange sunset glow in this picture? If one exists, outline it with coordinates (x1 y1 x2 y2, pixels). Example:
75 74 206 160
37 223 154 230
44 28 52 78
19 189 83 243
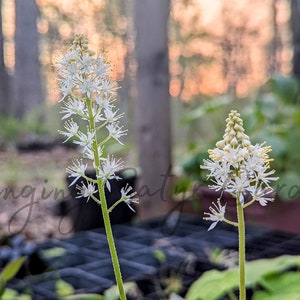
1 0 292 103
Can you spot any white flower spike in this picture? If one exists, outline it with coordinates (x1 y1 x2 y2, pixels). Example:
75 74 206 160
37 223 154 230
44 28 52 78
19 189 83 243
57 34 137 207
56 34 136 300
201 110 278 230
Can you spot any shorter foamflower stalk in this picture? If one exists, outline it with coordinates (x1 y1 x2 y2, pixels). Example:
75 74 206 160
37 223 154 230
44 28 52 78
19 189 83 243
201 110 278 300
56 34 138 300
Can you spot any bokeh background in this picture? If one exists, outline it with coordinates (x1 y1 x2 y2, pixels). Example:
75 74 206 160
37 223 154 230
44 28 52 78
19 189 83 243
0 0 299 240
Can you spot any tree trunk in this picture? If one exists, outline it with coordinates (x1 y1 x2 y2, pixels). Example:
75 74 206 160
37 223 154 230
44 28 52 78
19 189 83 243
134 0 172 219
0 0 12 114
268 0 281 75
14 0 43 118
291 0 300 79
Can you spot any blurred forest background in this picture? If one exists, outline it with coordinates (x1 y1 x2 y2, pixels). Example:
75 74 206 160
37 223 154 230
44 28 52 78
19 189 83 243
0 0 299 232
0 0 294 148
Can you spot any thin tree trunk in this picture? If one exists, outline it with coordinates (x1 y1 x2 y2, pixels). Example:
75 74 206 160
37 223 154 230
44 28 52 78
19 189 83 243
134 0 172 219
268 0 281 75
291 0 300 79
0 0 11 114
14 0 43 118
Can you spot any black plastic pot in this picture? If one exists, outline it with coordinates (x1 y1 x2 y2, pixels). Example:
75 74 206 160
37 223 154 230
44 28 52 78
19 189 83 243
246 230 297 260
170 237 214 261
188 229 239 249
108 224 147 239
16 135 60 152
77 258 157 282
122 247 188 272
59 231 110 257
36 239 96 271
60 230 145 260
66 168 137 231
135 265 200 299
15 267 112 300
118 231 164 247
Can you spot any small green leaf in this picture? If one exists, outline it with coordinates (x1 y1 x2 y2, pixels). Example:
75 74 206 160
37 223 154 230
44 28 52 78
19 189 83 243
41 247 66 259
104 282 140 300
1 288 32 300
173 177 191 195
253 291 300 300
1 288 19 299
0 257 26 282
153 249 167 263
185 268 238 300
55 279 75 297
260 272 300 294
245 255 300 286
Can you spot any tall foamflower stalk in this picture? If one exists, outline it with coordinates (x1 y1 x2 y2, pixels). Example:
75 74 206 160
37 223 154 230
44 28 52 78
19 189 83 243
201 110 278 300
56 35 138 300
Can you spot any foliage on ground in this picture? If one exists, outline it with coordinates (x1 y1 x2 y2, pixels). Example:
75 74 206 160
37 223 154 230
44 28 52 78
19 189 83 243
186 255 300 300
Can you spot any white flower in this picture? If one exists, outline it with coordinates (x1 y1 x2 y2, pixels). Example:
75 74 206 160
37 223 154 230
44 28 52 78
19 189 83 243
78 54 94 73
93 56 109 76
248 186 274 206
66 159 87 186
203 201 226 231
203 159 231 192
76 182 98 202
100 79 117 97
56 50 79 77
59 119 79 142
78 76 100 97
74 131 95 152
250 162 277 188
82 144 103 161
104 108 123 123
106 123 127 145
58 79 74 101
61 98 86 120
91 104 105 123
120 184 139 212
95 94 113 111
226 173 251 205
97 156 123 191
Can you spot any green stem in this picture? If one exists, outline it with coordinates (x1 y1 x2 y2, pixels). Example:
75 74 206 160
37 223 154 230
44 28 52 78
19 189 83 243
98 182 127 300
108 198 124 213
236 195 246 300
224 218 238 227
243 198 255 209
86 97 127 300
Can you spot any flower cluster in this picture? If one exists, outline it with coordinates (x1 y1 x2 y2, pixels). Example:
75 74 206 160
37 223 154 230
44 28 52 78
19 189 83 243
56 34 137 211
202 110 278 230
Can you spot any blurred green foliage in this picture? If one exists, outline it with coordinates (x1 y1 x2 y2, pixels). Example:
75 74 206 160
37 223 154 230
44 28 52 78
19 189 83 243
0 104 61 148
186 255 300 300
